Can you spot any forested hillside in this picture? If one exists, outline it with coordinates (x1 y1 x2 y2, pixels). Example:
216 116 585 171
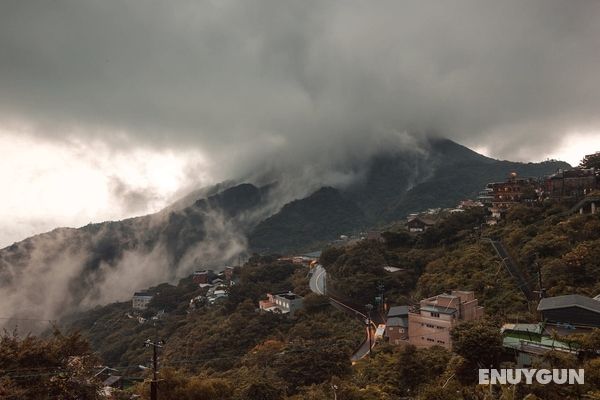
23 203 598 399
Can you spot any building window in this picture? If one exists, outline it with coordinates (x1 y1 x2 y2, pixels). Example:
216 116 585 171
437 340 445 344
431 312 440 318
427 338 435 342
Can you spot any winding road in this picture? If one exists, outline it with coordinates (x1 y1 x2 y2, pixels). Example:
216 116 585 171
309 265 376 361
309 264 327 295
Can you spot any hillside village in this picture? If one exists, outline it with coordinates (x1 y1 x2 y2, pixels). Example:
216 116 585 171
4 151 600 399
69 151 600 398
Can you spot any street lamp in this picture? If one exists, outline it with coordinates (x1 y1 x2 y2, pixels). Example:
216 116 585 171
365 303 373 355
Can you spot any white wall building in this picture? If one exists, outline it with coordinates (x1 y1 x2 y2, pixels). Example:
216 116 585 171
132 292 153 310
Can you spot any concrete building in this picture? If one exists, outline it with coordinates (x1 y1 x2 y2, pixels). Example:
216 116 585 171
259 291 304 316
132 292 153 310
408 290 484 349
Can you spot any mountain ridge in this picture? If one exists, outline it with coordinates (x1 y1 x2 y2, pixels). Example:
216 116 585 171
0 138 571 327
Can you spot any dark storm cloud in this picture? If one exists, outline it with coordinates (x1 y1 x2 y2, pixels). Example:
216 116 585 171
1 0 600 177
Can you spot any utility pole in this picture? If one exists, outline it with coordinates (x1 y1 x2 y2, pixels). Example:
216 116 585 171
377 282 385 318
144 338 165 400
365 303 373 356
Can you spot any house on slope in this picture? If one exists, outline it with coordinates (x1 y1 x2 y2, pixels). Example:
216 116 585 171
537 294 600 328
132 292 153 310
406 216 436 233
259 291 304 317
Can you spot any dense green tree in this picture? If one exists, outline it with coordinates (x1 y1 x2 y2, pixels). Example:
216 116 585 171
272 341 352 394
579 152 600 169
450 318 503 383
237 378 285 400
0 330 102 399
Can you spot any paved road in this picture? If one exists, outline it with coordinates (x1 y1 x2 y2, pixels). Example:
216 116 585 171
309 264 327 295
309 265 376 361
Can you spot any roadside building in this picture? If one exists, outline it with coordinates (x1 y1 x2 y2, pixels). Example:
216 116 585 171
386 306 410 345
537 294 600 328
132 292 153 310
259 291 304 317
408 290 484 349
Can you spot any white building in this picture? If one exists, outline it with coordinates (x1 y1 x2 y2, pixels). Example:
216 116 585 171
132 292 153 310
259 291 304 316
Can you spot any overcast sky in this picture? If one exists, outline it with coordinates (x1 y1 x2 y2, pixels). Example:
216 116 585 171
1 0 600 247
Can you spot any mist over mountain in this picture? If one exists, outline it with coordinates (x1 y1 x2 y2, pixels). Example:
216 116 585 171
0 138 569 329
249 139 570 252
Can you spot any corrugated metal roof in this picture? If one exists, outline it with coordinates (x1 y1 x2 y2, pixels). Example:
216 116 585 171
537 294 600 313
387 306 409 317
386 317 408 328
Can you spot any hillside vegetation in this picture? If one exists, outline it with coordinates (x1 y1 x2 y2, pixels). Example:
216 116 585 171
35 204 600 399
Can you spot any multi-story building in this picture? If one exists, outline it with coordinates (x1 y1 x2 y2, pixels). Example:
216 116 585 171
408 290 484 349
486 173 540 219
132 292 153 310
259 291 304 317
544 168 598 201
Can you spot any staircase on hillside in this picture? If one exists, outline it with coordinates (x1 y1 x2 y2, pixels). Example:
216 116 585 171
485 239 536 301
